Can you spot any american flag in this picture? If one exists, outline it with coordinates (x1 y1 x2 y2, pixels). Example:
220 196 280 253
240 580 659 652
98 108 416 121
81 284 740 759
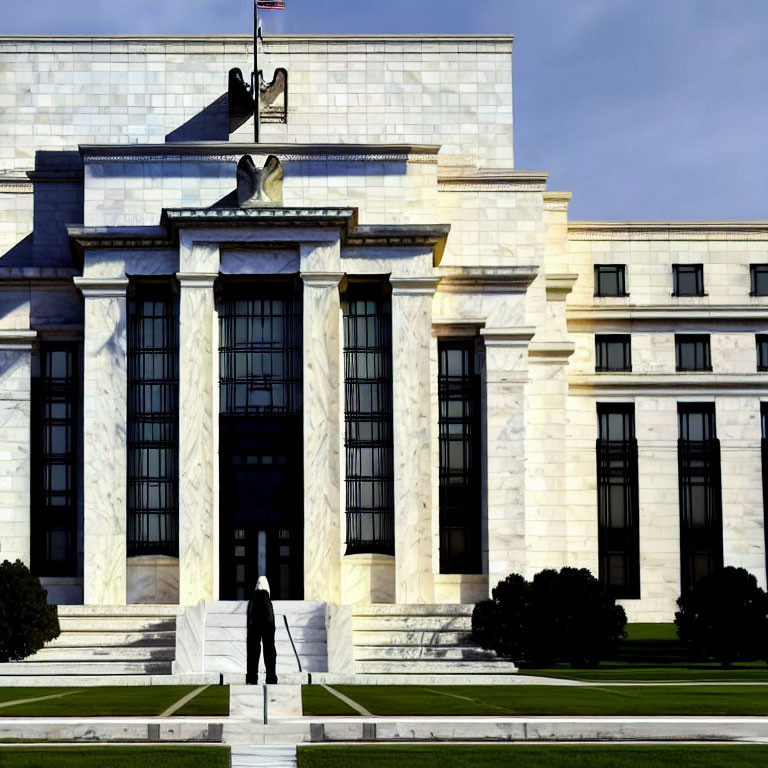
256 0 286 8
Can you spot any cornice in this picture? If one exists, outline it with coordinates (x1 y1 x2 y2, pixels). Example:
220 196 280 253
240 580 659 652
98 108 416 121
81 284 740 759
438 169 548 192
80 143 441 165
176 273 218 288
569 373 768 394
163 207 358 234
73 277 129 298
0 177 33 194
481 327 537 347
567 304 768 323
0 34 514 43
569 221 768 241
0 329 38 351
27 169 83 184
390 277 440 295
528 341 576 362
436 266 539 293
300 272 345 288
543 191 572 211
546 273 578 301
432 318 485 338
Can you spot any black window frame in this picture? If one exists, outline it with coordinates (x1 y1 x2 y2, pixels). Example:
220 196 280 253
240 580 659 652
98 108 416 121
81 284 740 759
595 334 632 373
675 334 712 372
594 265 627 297
757 335 768 372
761 403 768 583
677 403 723 593
127 281 180 558
31 343 80 576
342 282 395 556
750 265 768 297
596 403 640 599
438 339 482 574
672 264 705 297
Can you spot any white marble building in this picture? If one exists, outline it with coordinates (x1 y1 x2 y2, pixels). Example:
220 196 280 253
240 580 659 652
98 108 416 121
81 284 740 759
1 33 767 624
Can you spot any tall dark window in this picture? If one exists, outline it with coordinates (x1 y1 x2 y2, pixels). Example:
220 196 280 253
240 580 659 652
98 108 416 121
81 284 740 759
675 334 711 372
127 283 179 556
678 403 723 593
672 264 704 296
439 341 481 574
757 335 768 371
761 403 768 582
595 335 632 372
31 344 79 575
751 265 768 296
342 284 394 555
597 404 640 598
594 265 627 297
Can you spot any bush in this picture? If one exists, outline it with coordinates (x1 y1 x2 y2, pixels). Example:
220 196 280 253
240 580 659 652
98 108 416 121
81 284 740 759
472 567 627 667
675 566 768 667
0 559 60 663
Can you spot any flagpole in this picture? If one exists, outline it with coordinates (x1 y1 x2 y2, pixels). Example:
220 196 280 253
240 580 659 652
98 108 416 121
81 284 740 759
253 1 260 143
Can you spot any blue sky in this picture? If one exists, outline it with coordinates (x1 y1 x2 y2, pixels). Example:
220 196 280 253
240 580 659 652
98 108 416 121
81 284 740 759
3 0 767 220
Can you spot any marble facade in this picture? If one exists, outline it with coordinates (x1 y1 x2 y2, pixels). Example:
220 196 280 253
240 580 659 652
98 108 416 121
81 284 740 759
1 34 767 622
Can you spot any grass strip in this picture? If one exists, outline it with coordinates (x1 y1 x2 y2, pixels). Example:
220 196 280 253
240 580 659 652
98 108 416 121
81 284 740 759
0 686 228 718
174 686 230 717
518 667 768 682
302 686 359 716
312 684 768 717
0 746 230 768
297 745 768 768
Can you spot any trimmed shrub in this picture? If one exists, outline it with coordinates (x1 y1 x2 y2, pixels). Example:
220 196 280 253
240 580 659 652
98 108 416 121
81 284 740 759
472 567 627 667
675 566 768 667
0 559 60 663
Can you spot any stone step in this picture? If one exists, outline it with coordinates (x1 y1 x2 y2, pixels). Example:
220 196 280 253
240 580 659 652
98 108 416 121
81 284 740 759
351 616 472 632
353 630 469 646
58 617 176 632
0 673 219 687
355 660 518 674
353 645 498 661
31 646 175 662
230 684 302 719
352 604 475 617
57 605 182 617
231 745 298 768
47 630 176 648
0 661 173 676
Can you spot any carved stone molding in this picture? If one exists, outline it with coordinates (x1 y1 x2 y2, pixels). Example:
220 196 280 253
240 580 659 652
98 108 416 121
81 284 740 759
0 329 38 351
436 266 539 294
480 327 537 348
73 277 129 298
545 273 578 301
569 221 768 241
175 273 218 289
390 277 439 295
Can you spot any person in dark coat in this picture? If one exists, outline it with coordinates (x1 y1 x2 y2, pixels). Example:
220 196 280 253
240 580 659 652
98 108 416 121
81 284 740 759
246 575 278 685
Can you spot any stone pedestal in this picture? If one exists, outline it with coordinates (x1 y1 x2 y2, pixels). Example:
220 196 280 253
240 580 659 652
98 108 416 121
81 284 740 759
0 330 36 566
302 273 343 604
481 327 535 595
391 277 438 604
75 278 129 606
177 273 218 605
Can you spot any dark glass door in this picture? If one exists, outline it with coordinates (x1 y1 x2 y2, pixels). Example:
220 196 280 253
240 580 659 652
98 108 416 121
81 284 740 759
218 282 303 600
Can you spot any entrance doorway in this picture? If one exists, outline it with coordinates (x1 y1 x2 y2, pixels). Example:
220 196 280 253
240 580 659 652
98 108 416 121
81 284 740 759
218 281 303 600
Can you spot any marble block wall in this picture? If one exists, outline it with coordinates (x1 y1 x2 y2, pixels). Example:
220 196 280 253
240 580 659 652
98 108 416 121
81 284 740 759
126 555 180 605
391 278 438 604
76 278 128 605
341 554 396 605
0 334 34 565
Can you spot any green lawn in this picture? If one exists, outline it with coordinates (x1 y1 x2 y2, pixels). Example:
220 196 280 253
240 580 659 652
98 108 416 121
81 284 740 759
302 686 359 716
517 623 768 681
0 746 230 768
0 686 229 717
297 745 768 768
305 684 768 717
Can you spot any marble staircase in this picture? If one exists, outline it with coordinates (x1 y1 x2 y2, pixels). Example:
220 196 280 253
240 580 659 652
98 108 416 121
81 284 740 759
0 605 183 682
351 604 518 678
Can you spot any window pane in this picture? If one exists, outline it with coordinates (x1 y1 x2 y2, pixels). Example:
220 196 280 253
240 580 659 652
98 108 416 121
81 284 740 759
752 265 768 296
674 264 704 296
595 265 625 297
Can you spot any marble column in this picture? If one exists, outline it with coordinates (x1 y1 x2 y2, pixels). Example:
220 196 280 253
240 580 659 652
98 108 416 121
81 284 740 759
391 277 439 604
177 273 218 606
75 277 129 606
302 273 343 604
0 330 37 566
481 327 535 596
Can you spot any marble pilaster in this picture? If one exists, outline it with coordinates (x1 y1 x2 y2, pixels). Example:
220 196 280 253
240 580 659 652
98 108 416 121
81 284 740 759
177 272 218 605
301 272 343 603
391 277 439 604
0 330 36 566
75 277 129 605
481 327 535 595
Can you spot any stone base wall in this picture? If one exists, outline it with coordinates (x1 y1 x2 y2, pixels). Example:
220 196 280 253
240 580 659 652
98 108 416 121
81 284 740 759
126 555 180 605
